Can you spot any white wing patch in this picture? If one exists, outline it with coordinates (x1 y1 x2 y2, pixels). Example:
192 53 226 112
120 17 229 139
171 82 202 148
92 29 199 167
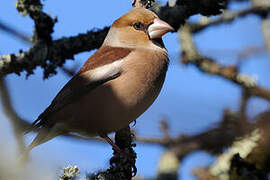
83 59 123 82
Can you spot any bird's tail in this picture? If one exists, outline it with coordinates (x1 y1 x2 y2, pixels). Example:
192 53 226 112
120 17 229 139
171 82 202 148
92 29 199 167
18 126 62 163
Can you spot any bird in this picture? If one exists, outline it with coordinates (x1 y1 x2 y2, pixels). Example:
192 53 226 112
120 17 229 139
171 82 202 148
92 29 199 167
25 7 174 156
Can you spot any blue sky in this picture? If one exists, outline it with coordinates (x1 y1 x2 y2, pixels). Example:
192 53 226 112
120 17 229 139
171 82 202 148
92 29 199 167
0 0 270 179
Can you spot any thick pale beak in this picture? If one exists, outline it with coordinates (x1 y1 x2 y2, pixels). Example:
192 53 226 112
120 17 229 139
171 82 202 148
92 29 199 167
148 18 174 39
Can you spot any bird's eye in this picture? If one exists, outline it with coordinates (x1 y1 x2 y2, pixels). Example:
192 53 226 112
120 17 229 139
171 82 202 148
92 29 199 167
133 22 145 30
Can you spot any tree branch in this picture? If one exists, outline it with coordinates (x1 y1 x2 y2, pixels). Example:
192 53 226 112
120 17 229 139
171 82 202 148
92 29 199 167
0 0 226 78
156 0 225 31
0 27 109 78
178 24 270 102
193 111 270 180
132 0 155 8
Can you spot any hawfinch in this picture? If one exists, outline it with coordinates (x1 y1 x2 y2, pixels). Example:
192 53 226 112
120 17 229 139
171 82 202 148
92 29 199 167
26 8 173 154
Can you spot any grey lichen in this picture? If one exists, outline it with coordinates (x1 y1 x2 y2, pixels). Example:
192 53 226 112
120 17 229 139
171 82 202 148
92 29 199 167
15 0 43 16
60 165 80 180
236 74 257 88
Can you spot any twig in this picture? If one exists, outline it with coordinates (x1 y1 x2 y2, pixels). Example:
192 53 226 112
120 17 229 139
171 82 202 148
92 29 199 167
155 0 226 31
0 77 30 154
60 66 78 77
239 89 251 121
261 18 270 52
237 46 266 61
160 117 171 140
0 19 31 43
190 6 270 33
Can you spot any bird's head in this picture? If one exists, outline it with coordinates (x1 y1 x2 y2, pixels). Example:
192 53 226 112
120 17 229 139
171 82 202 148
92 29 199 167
103 8 174 49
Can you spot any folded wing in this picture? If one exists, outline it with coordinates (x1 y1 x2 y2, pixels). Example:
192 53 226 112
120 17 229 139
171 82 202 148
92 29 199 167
27 46 132 133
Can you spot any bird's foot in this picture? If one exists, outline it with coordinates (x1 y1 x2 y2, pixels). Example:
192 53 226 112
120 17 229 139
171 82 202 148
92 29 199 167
102 135 137 176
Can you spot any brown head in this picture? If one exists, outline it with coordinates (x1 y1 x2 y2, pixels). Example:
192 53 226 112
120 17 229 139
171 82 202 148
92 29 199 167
103 8 174 49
